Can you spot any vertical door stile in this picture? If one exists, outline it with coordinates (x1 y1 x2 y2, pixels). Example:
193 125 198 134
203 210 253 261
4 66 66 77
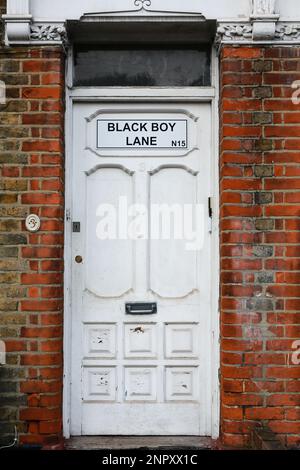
71 107 85 434
133 168 150 299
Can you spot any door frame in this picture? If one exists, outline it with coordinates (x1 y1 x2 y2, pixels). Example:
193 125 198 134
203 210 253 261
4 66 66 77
63 45 220 439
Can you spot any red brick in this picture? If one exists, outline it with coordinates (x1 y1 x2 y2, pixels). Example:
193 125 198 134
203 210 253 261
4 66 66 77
3 41 300 450
223 421 255 434
266 367 300 379
222 434 249 448
41 73 62 85
244 353 286 365
21 193 62 205
20 408 60 421
39 368 63 379
220 45 300 449
222 365 263 379
19 435 44 445
21 273 62 285
222 406 243 420
223 126 262 137
5 340 27 352
22 167 61 177
222 99 261 111
41 129 61 139
223 74 262 86
245 408 284 420
267 395 300 406
22 87 60 99
269 422 300 434
41 261 63 272
265 99 297 111
222 259 262 271
2 167 20 177
40 314 62 326
265 179 300 190
21 300 62 312
40 234 64 245
0 48 65 450
22 60 61 73
39 420 61 435
39 395 62 407
22 141 61 152
287 381 300 393
223 394 264 406
20 379 62 392
40 340 62 352
22 113 61 125
264 73 300 85
21 355 62 367
22 247 61 259
223 47 262 59
21 327 62 338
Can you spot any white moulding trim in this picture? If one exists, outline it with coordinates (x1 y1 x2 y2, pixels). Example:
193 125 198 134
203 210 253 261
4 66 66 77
7 0 30 15
251 0 277 16
3 14 32 44
4 20 67 45
250 0 280 40
84 0 205 17
252 19 278 41
216 21 300 44
4 15 300 46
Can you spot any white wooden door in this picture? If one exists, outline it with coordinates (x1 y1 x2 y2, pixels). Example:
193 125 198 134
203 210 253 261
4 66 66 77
70 102 212 436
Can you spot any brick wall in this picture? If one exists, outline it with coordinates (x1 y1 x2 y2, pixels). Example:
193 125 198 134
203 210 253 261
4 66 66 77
220 46 300 449
0 0 6 43
0 33 299 449
0 46 65 447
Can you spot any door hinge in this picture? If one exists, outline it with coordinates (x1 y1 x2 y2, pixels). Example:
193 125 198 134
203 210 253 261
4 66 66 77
208 197 213 218
66 209 71 222
208 197 213 233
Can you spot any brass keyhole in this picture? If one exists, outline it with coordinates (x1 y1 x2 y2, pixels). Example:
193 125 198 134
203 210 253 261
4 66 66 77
75 255 83 264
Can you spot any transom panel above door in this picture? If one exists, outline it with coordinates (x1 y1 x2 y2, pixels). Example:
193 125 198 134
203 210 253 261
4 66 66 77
70 102 212 436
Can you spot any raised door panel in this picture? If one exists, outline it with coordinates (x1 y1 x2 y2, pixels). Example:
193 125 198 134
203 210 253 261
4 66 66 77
85 167 134 298
149 167 198 298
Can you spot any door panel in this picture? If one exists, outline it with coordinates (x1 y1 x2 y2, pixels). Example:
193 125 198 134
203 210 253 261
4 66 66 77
85 167 134 297
71 102 212 436
150 166 198 298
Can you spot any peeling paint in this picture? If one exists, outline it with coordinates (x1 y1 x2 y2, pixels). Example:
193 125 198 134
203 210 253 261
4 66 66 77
131 326 145 334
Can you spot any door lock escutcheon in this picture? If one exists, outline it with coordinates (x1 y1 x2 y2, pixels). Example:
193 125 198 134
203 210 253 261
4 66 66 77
75 255 83 264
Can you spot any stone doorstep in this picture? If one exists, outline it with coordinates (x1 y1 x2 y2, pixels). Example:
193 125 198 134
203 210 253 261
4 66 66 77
64 436 216 451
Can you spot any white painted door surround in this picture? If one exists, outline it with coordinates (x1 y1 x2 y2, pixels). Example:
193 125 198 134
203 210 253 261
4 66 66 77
4 1 300 46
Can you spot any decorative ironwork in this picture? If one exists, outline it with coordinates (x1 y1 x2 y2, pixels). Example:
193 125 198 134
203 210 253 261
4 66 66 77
134 0 152 9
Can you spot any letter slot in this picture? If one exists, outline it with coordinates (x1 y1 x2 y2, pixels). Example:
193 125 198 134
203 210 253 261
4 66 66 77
125 302 157 315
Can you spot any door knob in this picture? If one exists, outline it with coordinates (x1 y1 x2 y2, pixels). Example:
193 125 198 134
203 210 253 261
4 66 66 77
75 255 83 264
